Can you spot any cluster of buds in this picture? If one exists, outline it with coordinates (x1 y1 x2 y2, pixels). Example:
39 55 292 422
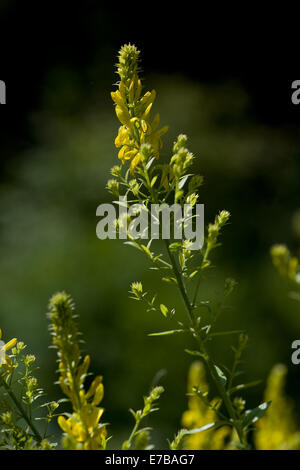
270 244 299 282
207 210 230 249
171 135 194 177
129 281 144 300
107 179 119 197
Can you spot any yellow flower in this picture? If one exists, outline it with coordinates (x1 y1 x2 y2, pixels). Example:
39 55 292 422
0 328 17 369
255 364 300 450
48 292 108 450
112 44 168 173
58 404 106 450
181 362 230 450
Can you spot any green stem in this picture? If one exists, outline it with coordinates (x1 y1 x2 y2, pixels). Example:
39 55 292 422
1 379 43 443
164 241 194 325
123 416 141 450
164 241 246 447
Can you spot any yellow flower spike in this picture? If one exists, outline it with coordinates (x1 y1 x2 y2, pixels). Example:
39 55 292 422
255 364 300 450
49 292 107 449
112 45 168 172
181 362 230 450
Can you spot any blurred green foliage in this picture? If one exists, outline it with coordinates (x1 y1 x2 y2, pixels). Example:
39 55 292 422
1 71 300 448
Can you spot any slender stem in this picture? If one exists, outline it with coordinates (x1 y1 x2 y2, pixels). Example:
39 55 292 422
124 417 141 449
164 241 194 325
142 161 246 445
191 244 210 308
164 241 246 446
1 379 43 443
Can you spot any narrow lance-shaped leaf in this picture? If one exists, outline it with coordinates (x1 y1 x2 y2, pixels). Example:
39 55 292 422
242 401 271 428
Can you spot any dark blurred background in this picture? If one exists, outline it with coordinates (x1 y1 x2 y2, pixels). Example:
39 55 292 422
1 1 300 448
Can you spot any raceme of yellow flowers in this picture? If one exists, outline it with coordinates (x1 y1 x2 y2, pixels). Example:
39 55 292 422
48 292 107 450
111 44 168 173
255 364 300 450
182 362 300 450
181 362 231 450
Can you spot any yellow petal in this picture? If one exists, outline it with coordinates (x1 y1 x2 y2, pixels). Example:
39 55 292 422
135 79 142 99
58 416 71 433
115 105 131 126
140 90 156 108
86 376 103 399
141 120 148 133
118 146 127 162
115 126 130 147
81 405 103 429
4 338 17 351
76 355 90 383
111 90 125 107
141 103 153 120
119 81 126 100
156 125 169 138
92 384 104 406
130 153 141 174
151 113 160 132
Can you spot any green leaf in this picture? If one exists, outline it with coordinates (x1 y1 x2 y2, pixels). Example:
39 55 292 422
168 242 181 253
184 422 216 434
209 330 244 338
214 366 227 386
242 401 271 428
148 329 185 337
188 270 198 279
178 252 185 269
162 277 178 285
124 241 142 251
178 175 191 190
230 380 262 395
184 349 202 357
146 157 155 170
141 245 152 257
151 175 158 187
160 304 169 318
